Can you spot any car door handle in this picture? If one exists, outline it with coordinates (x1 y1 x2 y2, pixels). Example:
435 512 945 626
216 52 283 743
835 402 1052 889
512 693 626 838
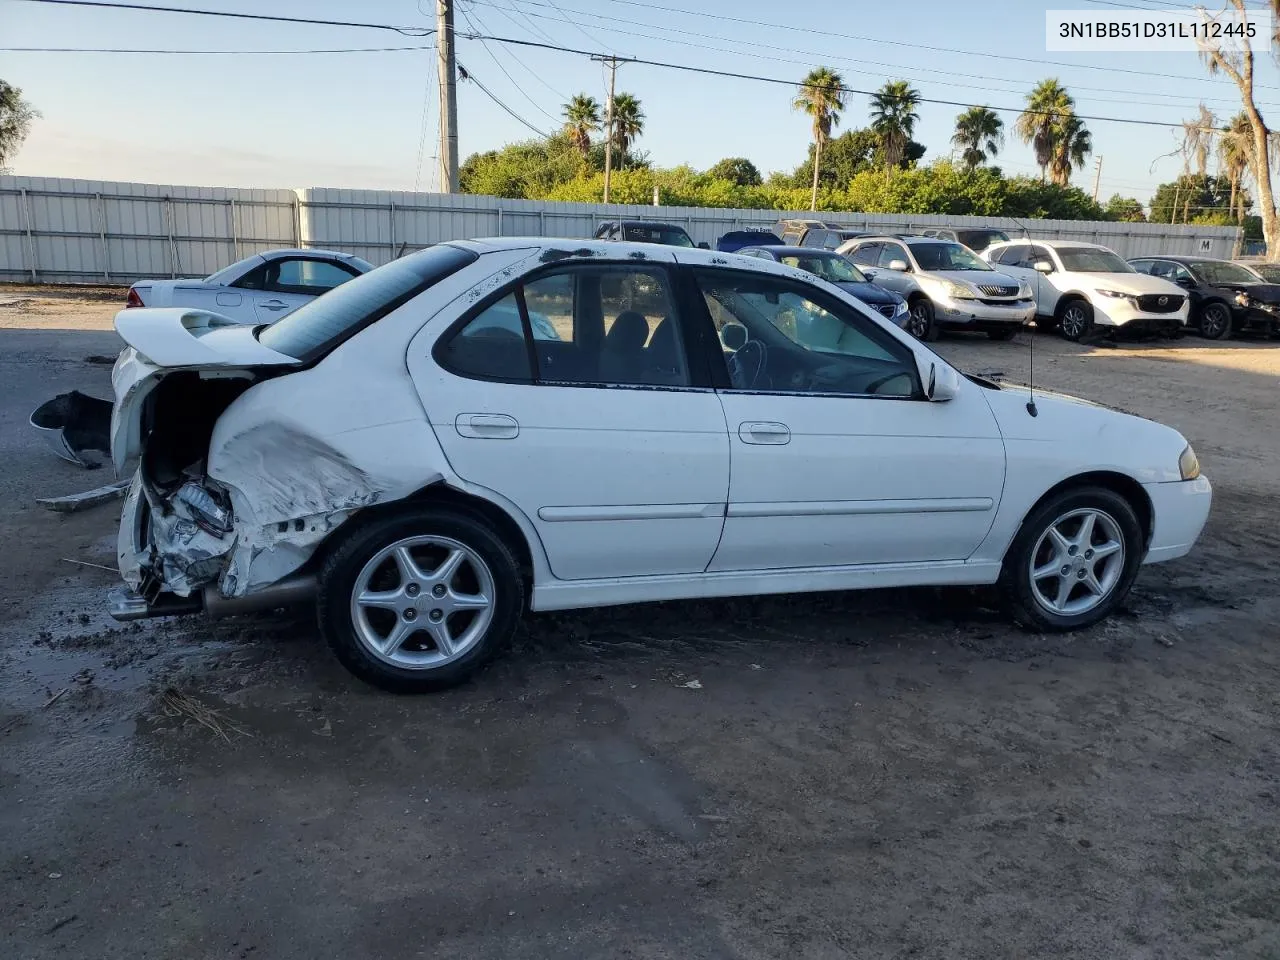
738 421 790 445
455 413 519 439
259 299 289 311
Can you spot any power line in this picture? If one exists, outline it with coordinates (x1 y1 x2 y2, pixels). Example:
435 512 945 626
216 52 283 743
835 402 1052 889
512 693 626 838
457 61 551 137
413 43 438 192
14 0 435 34
478 3 573 98
1 45 433 54
489 1 1278 112
457 4 562 123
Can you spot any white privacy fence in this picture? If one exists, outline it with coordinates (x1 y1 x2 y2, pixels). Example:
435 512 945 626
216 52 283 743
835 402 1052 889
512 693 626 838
1 175 1242 284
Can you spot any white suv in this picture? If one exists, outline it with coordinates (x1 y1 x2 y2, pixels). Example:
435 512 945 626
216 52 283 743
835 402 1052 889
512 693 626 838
840 236 1034 341
985 240 1189 341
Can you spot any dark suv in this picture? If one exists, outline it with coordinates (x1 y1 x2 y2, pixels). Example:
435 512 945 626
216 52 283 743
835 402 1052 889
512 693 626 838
775 218 871 250
593 220 706 248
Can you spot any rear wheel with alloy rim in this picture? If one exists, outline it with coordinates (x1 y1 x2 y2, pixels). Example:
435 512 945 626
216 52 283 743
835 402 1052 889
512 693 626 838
1197 301 1232 340
1057 299 1093 341
907 298 938 341
1001 486 1143 631
318 507 524 692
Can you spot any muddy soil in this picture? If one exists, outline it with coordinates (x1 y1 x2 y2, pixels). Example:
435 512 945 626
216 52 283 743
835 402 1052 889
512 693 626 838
1 290 1278 959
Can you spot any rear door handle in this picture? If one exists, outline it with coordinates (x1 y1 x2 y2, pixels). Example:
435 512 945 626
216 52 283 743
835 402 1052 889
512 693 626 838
455 413 519 439
738 421 790 445
259 299 289 311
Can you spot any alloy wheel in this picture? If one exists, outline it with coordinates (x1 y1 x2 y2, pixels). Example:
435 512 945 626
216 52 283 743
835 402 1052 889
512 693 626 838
1060 305 1089 340
349 535 495 669
908 303 931 338
1028 508 1126 616
1199 303 1230 339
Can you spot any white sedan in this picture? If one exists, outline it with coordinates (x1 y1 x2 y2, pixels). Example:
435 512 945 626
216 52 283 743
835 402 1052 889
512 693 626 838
106 239 1212 692
125 248 373 324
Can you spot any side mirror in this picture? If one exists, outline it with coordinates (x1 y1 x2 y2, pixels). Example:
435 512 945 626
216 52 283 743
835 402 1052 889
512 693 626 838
1033 260 1053 274
697 241 710 249
887 259 909 272
721 322 748 351
1175 276 1195 288
917 357 961 402
862 268 879 279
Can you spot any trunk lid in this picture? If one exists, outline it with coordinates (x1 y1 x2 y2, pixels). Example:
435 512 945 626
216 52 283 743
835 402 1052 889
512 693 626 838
111 307 300 473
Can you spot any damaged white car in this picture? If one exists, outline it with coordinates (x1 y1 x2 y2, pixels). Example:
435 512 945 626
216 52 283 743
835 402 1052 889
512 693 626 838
109 239 1212 692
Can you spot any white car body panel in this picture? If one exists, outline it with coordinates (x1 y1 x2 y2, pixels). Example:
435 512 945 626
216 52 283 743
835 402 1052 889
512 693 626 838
985 241 1190 327
110 238 1211 617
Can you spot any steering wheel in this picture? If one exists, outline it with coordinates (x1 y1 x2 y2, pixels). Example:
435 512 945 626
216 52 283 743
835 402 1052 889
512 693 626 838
864 370 914 395
726 339 768 389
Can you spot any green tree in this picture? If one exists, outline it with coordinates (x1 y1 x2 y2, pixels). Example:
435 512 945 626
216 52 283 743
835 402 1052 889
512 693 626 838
0 80 40 170
608 93 645 166
1104 195 1147 222
869 80 921 173
1048 114 1092 187
1219 111 1253 224
951 106 1004 170
1016 79 1082 184
562 94 601 157
459 134 585 198
706 156 763 186
1148 174 1240 224
792 66 847 210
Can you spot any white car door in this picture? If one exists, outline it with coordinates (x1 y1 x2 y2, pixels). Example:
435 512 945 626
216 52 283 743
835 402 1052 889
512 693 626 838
689 266 1006 571
242 257 360 323
410 254 731 582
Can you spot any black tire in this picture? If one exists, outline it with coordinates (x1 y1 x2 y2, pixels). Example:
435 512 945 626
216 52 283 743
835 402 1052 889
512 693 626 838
1197 301 1233 340
317 506 524 693
987 328 1018 341
906 297 939 341
1056 298 1093 342
999 485 1144 632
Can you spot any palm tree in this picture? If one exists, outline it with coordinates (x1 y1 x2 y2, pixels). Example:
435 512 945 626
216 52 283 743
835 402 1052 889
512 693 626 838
1015 79 1075 183
792 67 846 210
562 94 601 158
608 93 644 167
1047 114 1092 187
951 106 1004 170
1220 111 1253 223
869 80 921 173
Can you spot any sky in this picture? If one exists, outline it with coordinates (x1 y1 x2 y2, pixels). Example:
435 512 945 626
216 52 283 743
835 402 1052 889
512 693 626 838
3 0 1279 206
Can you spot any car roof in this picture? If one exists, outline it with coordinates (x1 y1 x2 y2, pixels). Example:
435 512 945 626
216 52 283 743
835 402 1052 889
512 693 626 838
258 248 356 261
600 220 688 229
989 239 1110 252
1130 254 1229 265
749 245 845 256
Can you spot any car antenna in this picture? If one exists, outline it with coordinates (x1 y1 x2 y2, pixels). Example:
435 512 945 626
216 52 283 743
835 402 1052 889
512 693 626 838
1026 326 1039 417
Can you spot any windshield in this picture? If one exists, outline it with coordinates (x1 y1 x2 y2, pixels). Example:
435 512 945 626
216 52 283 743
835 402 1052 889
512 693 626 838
957 230 1009 250
779 253 867 284
623 224 695 246
258 244 477 362
1246 262 1280 282
908 241 993 271
1192 260 1261 284
1057 248 1134 273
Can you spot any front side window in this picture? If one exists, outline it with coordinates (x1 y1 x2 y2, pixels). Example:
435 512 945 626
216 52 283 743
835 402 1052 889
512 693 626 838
846 243 882 267
694 270 919 398
878 243 911 269
907 242 993 271
259 244 477 362
1057 247 1134 273
438 265 690 388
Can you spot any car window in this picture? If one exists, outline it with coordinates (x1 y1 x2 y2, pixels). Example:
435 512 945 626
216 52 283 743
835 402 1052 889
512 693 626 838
1190 260 1259 284
621 224 695 247
1056 247 1134 273
1129 259 1154 275
259 244 477 363
778 254 867 284
846 243 882 267
694 269 919 398
906 241 993 271
1248 262 1280 282
992 243 1027 266
439 265 690 388
268 258 358 294
877 244 909 268
435 293 533 382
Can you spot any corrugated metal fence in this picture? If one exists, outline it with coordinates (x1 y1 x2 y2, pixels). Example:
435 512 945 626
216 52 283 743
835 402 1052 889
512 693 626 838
1 175 1242 284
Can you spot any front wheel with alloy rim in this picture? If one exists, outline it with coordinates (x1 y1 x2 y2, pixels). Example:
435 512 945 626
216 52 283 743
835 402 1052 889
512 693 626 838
1057 299 1093 341
317 506 524 692
906 297 939 341
1197 301 1233 340
1000 486 1144 631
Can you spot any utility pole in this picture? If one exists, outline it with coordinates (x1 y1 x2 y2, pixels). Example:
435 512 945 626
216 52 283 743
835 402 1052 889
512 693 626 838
437 0 459 193
592 55 623 204
1091 155 1103 202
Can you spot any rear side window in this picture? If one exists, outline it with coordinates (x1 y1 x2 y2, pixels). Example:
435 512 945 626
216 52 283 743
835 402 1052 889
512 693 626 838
436 293 532 382
258 244 477 362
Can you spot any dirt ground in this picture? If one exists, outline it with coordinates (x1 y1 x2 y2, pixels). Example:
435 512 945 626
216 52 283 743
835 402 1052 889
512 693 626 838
1 286 1278 959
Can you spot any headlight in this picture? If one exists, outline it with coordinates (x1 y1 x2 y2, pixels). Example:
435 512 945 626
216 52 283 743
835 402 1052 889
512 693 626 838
940 279 976 300
1095 288 1130 299
892 298 908 315
1179 444 1201 481
1235 291 1250 307
1017 282 1032 299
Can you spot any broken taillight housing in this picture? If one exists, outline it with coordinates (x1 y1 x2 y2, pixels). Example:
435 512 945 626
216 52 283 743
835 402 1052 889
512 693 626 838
172 482 232 535
125 287 144 308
